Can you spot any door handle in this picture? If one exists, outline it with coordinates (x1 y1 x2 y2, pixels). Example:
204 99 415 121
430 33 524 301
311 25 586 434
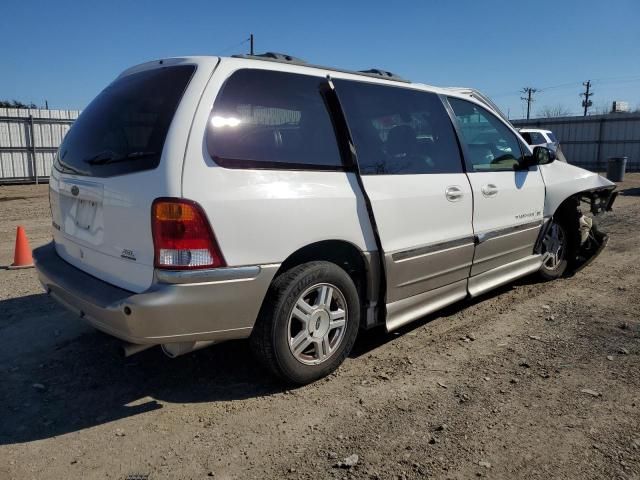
445 185 464 202
481 184 498 198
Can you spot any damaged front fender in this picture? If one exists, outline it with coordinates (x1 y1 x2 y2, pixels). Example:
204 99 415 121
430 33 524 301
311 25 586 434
538 161 618 273
539 161 616 217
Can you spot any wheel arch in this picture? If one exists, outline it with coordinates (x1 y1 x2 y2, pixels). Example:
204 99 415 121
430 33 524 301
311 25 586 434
538 189 612 275
276 240 367 289
552 193 582 219
272 240 381 328
536 193 582 256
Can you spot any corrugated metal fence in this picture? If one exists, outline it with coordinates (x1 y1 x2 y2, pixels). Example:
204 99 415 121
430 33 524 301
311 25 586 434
2 108 639 181
0 108 79 183
512 113 640 172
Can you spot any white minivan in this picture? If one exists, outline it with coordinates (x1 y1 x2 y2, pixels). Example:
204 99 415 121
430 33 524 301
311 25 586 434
34 53 617 384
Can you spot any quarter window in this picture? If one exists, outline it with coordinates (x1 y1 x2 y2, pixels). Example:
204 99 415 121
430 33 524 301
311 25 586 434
207 69 342 169
448 97 524 171
333 80 463 174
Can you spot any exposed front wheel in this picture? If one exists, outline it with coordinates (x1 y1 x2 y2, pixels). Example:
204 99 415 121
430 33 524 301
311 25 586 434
539 220 569 279
250 261 360 385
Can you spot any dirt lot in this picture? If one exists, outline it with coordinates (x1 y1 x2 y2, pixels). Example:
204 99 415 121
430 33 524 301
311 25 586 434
1 175 639 480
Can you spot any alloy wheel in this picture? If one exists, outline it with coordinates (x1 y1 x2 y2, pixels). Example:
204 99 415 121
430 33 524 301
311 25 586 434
541 222 566 270
286 283 348 365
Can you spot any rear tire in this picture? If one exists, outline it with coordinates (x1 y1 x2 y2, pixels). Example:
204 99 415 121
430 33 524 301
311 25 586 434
250 261 360 385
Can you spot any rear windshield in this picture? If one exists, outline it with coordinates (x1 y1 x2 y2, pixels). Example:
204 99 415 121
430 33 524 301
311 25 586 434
55 65 195 177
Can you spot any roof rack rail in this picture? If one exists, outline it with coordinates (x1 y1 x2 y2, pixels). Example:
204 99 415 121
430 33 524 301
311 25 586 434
358 69 407 82
232 52 306 64
229 53 410 83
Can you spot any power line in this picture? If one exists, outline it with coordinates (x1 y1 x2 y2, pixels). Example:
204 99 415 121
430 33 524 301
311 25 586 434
592 73 640 83
217 37 251 56
489 74 640 99
538 81 583 92
520 87 537 120
594 77 640 87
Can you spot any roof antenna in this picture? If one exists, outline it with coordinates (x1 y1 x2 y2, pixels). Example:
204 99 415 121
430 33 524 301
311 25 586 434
250 33 254 55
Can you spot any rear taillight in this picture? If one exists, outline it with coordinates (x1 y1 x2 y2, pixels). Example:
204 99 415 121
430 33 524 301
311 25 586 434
151 198 225 270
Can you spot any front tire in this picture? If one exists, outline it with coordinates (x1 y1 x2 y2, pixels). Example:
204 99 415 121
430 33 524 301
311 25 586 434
539 219 570 279
250 261 360 385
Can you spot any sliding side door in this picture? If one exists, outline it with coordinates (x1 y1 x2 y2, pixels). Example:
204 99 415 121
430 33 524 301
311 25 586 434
333 80 474 330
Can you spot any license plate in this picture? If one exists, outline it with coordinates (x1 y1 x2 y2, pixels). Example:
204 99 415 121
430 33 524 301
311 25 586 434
75 199 98 231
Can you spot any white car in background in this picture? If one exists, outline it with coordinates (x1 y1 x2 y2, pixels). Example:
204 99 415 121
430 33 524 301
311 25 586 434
34 53 617 384
519 128 567 162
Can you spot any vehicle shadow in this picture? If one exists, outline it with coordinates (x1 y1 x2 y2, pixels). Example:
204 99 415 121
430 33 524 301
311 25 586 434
1 275 539 446
621 187 640 197
351 275 539 357
0 293 286 446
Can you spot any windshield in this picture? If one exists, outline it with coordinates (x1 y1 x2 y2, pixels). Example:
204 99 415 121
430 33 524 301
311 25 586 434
55 65 195 177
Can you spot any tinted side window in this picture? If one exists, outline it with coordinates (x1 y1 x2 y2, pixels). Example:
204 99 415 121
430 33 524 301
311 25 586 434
207 69 342 169
333 80 463 175
448 97 524 171
529 131 547 145
520 132 533 145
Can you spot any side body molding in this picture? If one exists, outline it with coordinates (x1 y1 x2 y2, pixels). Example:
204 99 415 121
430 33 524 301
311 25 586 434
539 161 615 216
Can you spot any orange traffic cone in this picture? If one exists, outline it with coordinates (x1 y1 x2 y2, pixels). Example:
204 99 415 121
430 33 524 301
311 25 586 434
9 226 34 269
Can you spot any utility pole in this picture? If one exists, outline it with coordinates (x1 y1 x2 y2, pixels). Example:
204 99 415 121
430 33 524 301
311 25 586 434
249 33 254 55
521 87 537 120
581 80 593 116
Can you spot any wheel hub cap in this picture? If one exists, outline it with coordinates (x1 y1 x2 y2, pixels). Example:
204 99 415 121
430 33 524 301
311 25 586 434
310 310 331 338
286 283 348 366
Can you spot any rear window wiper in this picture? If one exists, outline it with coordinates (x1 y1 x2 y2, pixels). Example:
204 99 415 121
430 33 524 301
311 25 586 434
85 151 158 166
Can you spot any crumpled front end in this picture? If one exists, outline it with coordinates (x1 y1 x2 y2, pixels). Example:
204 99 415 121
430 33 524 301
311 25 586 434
538 161 618 272
572 189 616 272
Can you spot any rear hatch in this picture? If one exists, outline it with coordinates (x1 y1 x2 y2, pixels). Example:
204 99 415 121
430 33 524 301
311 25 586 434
49 63 198 292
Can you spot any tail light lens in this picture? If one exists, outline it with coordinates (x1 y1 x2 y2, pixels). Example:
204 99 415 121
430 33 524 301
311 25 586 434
151 198 225 269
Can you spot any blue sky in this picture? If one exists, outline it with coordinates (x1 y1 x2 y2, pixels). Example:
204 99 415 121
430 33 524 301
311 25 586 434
2 0 639 118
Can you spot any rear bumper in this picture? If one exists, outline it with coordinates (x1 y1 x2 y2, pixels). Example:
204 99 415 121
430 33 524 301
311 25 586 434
33 242 279 345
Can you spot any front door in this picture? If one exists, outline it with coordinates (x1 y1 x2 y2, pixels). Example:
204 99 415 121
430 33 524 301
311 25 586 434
333 79 475 330
447 97 545 289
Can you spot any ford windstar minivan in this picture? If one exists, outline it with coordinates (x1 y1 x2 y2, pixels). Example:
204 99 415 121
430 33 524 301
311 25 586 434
34 53 617 384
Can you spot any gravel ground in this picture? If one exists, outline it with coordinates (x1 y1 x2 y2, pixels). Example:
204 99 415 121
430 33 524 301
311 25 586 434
0 175 639 480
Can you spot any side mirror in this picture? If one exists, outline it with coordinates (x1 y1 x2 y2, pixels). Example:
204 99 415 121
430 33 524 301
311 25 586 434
522 146 556 169
532 146 556 165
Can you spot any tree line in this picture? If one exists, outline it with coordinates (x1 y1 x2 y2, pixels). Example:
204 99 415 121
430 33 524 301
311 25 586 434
0 100 40 109
537 102 640 118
